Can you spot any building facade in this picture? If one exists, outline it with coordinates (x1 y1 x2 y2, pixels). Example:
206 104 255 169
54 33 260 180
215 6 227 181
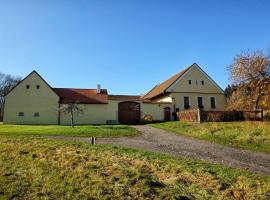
3 63 225 125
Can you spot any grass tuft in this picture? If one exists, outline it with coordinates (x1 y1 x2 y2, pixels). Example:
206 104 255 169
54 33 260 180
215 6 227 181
0 124 137 137
151 121 270 153
0 137 269 199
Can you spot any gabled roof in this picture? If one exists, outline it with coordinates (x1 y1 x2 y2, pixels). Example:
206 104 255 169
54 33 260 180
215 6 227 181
5 70 59 97
108 94 141 101
54 88 108 104
142 65 192 100
142 63 224 100
5 70 109 104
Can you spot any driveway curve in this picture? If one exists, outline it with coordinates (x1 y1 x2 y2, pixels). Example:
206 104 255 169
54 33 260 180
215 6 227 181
49 125 270 175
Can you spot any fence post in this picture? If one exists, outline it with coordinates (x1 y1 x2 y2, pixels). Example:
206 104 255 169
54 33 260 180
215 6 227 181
91 137 96 145
197 109 201 123
261 109 264 121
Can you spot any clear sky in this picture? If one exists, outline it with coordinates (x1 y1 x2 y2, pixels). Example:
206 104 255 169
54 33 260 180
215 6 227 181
0 0 270 95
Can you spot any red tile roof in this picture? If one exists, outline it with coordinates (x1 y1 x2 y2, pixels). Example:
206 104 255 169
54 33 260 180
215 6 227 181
53 88 108 104
108 95 142 101
142 65 192 100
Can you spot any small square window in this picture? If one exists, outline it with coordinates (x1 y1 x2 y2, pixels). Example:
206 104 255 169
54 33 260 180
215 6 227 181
36 85 40 89
201 80 204 85
188 80 192 85
26 85 30 89
34 112 40 117
18 112 24 117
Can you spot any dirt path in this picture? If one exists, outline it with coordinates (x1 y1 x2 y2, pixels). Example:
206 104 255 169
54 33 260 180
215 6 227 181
49 125 270 175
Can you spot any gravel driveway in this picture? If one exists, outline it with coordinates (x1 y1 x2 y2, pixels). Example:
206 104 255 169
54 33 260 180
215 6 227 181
49 125 270 175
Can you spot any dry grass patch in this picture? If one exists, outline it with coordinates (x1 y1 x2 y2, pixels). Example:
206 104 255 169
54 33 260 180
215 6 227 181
151 121 270 153
0 136 270 199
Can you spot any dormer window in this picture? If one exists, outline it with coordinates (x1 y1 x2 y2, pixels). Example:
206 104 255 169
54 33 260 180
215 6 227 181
188 80 192 85
201 80 204 85
26 85 30 89
36 85 40 89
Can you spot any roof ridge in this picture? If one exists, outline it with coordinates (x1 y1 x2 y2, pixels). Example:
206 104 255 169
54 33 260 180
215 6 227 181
142 64 193 100
53 88 107 91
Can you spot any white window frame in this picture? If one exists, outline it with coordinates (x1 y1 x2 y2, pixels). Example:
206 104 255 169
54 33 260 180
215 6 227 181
197 96 204 108
183 96 191 109
210 96 216 109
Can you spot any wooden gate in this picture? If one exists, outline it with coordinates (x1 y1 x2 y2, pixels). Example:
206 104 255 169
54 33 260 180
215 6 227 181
118 102 140 124
164 107 171 121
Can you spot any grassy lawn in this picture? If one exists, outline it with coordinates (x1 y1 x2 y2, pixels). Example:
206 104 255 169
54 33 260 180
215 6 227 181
151 121 270 153
0 136 269 199
0 124 137 137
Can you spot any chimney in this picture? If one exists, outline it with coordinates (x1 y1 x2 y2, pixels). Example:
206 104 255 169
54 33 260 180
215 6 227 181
97 84 101 93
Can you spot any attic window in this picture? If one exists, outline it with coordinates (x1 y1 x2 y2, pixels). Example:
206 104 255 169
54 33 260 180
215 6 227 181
36 85 40 89
18 112 24 117
26 85 30 89
188 80 192 85
201 80 204 85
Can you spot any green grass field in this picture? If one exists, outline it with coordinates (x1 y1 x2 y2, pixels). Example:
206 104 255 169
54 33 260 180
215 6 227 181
151 121 270 153
0 124 137 137
0 136 269 199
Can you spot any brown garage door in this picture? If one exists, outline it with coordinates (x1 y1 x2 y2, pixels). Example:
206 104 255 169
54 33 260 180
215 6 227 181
118 101 140 124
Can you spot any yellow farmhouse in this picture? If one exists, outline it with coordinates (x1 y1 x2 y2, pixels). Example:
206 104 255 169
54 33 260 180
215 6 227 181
3 63 225 125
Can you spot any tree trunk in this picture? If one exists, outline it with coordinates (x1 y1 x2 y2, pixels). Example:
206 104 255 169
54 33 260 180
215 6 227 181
254 88 261 110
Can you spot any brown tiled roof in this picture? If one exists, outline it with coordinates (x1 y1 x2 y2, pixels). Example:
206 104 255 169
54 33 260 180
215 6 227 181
53 88 108 104
108 95 141 101
142 65 192 100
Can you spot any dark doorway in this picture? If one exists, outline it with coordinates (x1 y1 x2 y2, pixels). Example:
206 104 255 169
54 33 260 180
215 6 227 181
118 101 140 124
164 107 171 121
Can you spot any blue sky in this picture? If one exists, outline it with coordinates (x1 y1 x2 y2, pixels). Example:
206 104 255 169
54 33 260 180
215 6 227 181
0 0 270 95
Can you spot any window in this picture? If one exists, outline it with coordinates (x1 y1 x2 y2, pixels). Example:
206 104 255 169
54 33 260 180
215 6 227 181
188 80 192 85
197 97 204 109
18 112 24 117
210 97 216 109
184 96 190 109
33 112 40 117
201 80 204 85
26 85 30 89
36 85 40 89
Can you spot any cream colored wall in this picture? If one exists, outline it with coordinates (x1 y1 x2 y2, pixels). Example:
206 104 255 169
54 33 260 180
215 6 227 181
3 72 60 124
156 96 173 103
107 100 172 122
3 71 173 125
141 103 173 121
171 93 226 110
59 100 173 125
168 65 223 94
60 104 108 125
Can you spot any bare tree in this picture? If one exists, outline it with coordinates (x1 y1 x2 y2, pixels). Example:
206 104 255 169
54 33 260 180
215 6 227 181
0 72 21 121
59 103 83 127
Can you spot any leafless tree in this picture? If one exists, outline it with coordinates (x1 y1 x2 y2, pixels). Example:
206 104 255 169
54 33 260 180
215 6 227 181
0 72 21 121
59 103 83 127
